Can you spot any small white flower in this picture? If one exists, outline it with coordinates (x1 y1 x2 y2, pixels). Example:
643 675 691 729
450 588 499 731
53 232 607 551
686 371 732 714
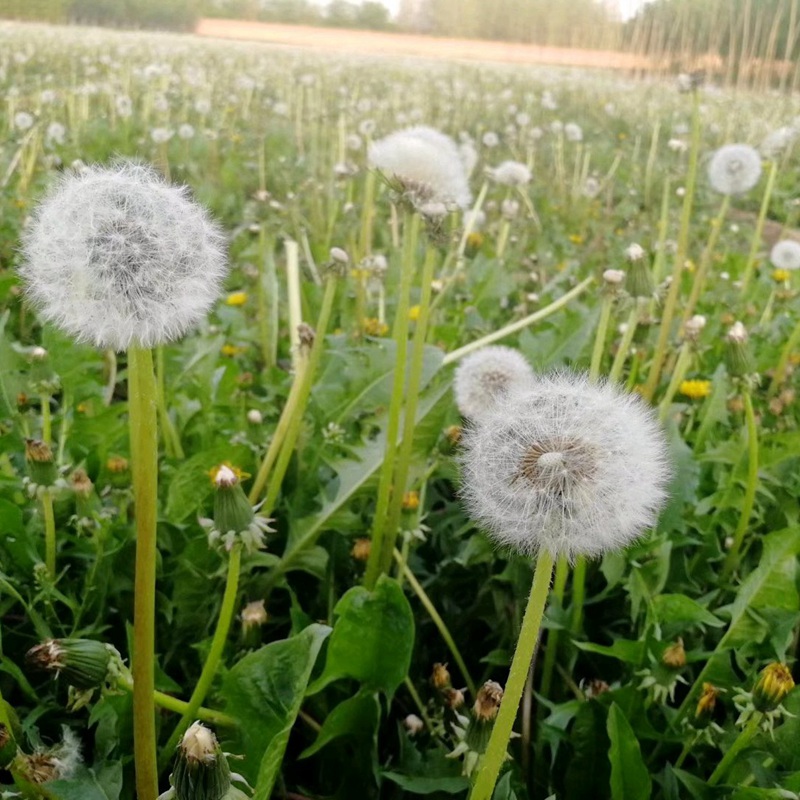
667 138 688 153
708 144 762 196
246 409 263 425
369 125 472 209
403 714 424 736
501 199 520 219
684 315 707 339
454 346 535 421
115 95 133 118
459 372 670 559
625 243 646 262
14 111 35 131
488 160 531 187
770 240 800 271
20 161 228 351
329 246 349 264
177 123 195 140
463 209 486 231
565 123 583 142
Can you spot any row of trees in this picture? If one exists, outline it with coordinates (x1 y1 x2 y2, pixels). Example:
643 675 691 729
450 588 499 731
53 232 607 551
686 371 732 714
1 0 198 29
202 0 392 29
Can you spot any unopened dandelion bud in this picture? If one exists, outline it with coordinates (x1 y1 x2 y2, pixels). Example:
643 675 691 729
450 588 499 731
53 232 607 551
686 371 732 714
351 537 371 561
683 314 706 341
171 722 232 800
724 321 754 377
403 714 424 736
297 323 315 353
625 243 646 262
26 638 112 690
402 491 420 511
240 600 267 648
692 682 720 728
329 246 349 265
625 254 654 299
432 662 451 690
753 663 795 713
25 438 56 487
662 639 686 669
70 468 94 500
444 687 465 709
464 681 504 754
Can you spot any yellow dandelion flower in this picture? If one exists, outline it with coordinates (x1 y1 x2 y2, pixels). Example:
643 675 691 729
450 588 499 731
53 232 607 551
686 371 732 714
680 379 712 400
408 305 421 321
569 234 584 245
466 232 483 250
402 490 420 511
226 291 248 307
362 318 389 336
772 268 791 283
221 344 245 357
753 662 795 712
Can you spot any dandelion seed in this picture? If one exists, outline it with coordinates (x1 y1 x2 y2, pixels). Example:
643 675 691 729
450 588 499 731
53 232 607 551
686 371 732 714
460 372 670 560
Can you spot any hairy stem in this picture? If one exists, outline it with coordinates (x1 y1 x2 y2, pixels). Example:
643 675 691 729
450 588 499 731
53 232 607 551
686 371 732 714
41 488 56 578
707 714 762 786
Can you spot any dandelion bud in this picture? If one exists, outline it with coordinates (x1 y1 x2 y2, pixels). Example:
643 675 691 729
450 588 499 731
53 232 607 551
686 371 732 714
602 269 625 286
297 323 316 352
351 537 371 561
724 321 754 377
0 724 16 769
432 662 451 690
692 683 720 728
444 687 465 709
460 372 670 559
240 600 267 648
625 243 646 262
402 491 420 511
25 438 56 487
683 314 706 341
171 722 232 800
26 638 112 690
661 639 686 669
70 468 94 500
403 714 424 736
20 162 228 352
753 663 795 713
17 728 81 783
453 346 534 421
329 246 349 265
473 681 503 722
625 255 655 299
708 145 762 196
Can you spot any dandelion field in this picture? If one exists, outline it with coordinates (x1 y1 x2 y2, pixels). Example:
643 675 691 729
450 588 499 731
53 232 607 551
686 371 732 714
0 20 800 800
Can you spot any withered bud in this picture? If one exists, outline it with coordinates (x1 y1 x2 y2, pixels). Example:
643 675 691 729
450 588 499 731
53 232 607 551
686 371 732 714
662 638 686 669
71 468 94 499
351 537 371 561
443 687 465 709
297 323 316 351
473 681 503 721
431 662 451 690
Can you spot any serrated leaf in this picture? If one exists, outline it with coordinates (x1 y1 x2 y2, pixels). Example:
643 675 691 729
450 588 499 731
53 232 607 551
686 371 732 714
651 594 724 631
606 703 651 800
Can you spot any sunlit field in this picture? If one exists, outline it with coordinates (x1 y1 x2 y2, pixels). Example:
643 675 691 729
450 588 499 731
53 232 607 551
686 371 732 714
1 20 799 800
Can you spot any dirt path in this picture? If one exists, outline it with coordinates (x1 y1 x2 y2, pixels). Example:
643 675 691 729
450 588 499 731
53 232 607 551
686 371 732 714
195 19 650 70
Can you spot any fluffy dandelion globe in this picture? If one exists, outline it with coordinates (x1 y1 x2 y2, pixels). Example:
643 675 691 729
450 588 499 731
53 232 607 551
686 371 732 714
460 372 670 559
770 240 800 271
20 162 228 352
453 346 535 421
368 125 472 209
489 160 532 186
707 144 762 196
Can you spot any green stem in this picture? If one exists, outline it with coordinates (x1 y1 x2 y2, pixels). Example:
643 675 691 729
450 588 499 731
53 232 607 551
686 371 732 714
658 342 693 422
443 277 594 365
155 346 183 459
608 306 640 384
642 88 702 402
103 349 117 406
364 211 419 590
160 544 242 767
589 294 614 380
469 550 555 800
569 557 587 634
128 346 159 800
769 314 800 393
118 680 237 728
41 392 52 445
721 391 758 579
740 161 778 295
538 555 568 700
393 549 476 697
262 276 338 515
707 713 762 786
41 488 56 578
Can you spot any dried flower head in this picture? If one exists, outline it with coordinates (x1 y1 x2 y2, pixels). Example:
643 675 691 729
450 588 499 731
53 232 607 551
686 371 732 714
770 240 800 271
20 162 228 352
454 346 535 421
707 144 762 196
473 681 503 721
368 126 472 209
460 372 670 559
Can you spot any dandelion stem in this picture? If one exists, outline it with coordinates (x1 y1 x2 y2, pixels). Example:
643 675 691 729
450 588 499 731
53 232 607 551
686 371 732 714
155 346 183 460
128 345 159 800
740 160 778 295
160 544 242 769
769 314 800 393
538 555 568 700
40 392 52 445
364 211 419 590
658 341 693 421
286 239 305 374
469 550 555 800
103 349 117 406
589 294 614 380
393 548 476 697
609 305 640 383
642 88 702 402
721 390 758 579
707 713 762 786
41 488 56 578
117 680 236 728
443 276 594 365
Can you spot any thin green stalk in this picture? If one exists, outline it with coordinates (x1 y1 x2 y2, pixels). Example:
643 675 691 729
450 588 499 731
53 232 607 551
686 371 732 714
469 550 556 800
769 315 800 393
740 161 778 295
642 88 702 402
608 305 640 383
682 194 730 324
539 555 568 699
42 489 56 578
41 392 52 445
364 211 419 590
118 680 236 728
707 713 762 786
721 391 758 579
128 346 159 800
589 294 614 380
372 248 437 580
443 277 594 365
155 346 183 459
103 349 117 406
160 544 242 768
569 558 587 634
258 232 278 370
262 277 338 515
658 341 693 421
393 548 476 697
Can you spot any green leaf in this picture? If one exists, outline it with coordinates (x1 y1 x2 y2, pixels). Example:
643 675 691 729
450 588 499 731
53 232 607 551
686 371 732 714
307 575 414 697
300 692 381 759
606 703 651 800
650 594 724 633
565 701 610 800
47 764 123 800
383 772 470 795
221 623 331 794
575 639 646 664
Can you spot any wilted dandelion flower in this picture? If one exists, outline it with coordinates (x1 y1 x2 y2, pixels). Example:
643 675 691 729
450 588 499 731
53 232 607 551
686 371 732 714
769 240 800 271
708 144 762 196
368 125 472 209
20 162 228 351
453 346 535 421
460 372 670 559
488 160 531 186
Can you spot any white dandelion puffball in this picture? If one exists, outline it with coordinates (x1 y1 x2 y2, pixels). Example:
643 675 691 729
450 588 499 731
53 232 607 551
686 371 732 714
460 372 670 559
770 239 800 271
368 125 472 209
707 144 762 196
453 346 535 421
20 162 228 352
489 160 532 186
564 123 583 142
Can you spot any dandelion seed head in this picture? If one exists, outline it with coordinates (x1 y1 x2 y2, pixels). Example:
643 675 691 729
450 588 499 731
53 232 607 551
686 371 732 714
460 372 670 559
20 161 228 352
770 240 800 271
453 346 535 421
708 144 762 196
490 160 531 186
